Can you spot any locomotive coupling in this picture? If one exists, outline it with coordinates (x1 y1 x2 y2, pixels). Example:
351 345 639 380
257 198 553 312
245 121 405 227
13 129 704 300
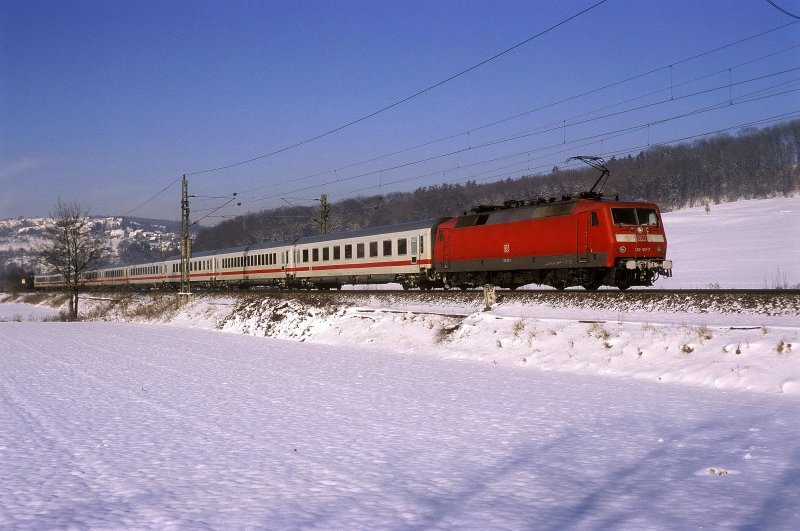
624 259 672 271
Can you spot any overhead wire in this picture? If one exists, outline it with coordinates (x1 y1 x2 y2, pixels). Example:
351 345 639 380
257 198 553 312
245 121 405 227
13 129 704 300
232 68 800 208
235 34 800 198
767 0 800 19
126 17 799 217
185 0 610 177
333 109 800 211
236 83 800 212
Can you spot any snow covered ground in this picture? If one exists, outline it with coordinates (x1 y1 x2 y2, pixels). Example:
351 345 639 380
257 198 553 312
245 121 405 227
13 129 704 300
659 196 800 289
1 197 799 528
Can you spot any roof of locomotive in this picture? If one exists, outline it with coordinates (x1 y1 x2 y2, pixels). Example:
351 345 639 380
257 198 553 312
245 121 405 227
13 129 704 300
446 195 661 229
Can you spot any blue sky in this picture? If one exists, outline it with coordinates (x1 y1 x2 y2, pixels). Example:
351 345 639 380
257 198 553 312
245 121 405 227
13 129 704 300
1 0 798 221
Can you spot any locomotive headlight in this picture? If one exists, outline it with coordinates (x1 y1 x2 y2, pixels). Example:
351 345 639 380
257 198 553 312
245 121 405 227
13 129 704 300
637 226 644 234
619 246 627 253
657 246 663 253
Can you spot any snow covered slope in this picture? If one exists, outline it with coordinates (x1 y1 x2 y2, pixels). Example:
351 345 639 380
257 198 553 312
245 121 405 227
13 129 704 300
659 196 800 289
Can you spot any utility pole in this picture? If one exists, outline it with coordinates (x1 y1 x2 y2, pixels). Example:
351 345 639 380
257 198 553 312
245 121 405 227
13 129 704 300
319 194 330 234
178 175 193 306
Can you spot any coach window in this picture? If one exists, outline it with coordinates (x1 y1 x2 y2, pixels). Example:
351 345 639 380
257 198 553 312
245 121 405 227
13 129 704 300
333 246 341 260
345 244 353 259
397 238 407 255
420 236 425 255
302 249 309 263
369 241 378 258
357 243 365 259
383 240 392 256
313 248 319 262
323 247 330 261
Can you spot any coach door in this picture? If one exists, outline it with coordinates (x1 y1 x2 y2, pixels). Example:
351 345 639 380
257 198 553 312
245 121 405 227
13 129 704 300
577 211 598 263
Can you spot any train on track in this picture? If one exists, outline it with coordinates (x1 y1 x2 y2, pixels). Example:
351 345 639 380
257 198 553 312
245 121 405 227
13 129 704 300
34 191 673 292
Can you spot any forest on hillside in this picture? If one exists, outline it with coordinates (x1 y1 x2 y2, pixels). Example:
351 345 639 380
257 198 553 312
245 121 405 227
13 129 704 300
194 119 799 251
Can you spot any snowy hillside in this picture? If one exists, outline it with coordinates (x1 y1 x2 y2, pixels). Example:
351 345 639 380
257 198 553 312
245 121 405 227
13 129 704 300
0 216 181 269
659 196 800 289
1 197 799 529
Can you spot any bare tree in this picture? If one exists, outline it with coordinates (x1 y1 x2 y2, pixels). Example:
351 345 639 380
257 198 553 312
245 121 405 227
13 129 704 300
36 201 107 320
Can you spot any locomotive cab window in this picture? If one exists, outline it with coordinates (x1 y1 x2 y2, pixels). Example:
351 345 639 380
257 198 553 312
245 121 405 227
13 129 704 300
612 208 659 227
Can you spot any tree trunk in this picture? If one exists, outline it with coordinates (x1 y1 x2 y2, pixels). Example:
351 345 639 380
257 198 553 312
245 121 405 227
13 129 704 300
68 289 79 321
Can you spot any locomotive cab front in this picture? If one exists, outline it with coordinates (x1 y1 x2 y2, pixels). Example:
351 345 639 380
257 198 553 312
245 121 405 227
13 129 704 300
606 203 672 289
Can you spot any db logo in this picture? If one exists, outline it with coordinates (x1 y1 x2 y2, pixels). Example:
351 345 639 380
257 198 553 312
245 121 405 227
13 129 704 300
503 243 510 253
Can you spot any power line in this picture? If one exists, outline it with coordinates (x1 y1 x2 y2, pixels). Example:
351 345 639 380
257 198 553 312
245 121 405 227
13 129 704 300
234 69 800 207
236 32 800 197
237 87 800 210
127 17 798 216
767 0 800 19
340 110 800 208
124 175 183 216
184 0 610 177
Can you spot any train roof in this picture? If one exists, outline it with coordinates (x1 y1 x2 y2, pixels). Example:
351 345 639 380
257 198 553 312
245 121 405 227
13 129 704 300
247 240 295 251
295 218 446 245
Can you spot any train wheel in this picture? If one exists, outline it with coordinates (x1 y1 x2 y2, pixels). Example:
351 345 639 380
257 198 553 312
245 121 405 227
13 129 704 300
582 281 600 291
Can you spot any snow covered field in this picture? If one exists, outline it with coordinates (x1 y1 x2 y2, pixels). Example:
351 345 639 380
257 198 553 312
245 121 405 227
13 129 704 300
1 197 799 528
659 196 800 289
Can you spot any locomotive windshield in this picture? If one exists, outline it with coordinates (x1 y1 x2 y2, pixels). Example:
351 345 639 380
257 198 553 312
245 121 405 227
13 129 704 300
612 207 659 227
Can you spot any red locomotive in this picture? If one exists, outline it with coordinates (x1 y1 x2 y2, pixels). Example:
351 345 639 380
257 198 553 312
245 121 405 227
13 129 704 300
433 194 671 290
432 156 671 290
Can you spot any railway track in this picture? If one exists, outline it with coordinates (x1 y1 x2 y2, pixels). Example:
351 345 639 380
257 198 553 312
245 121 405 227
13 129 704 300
64 287 800 318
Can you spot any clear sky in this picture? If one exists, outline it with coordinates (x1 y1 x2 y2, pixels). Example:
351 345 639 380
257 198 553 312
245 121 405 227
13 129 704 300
1 0 798 222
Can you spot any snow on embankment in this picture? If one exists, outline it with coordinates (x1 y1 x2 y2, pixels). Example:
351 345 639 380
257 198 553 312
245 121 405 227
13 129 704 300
217 292 800 396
